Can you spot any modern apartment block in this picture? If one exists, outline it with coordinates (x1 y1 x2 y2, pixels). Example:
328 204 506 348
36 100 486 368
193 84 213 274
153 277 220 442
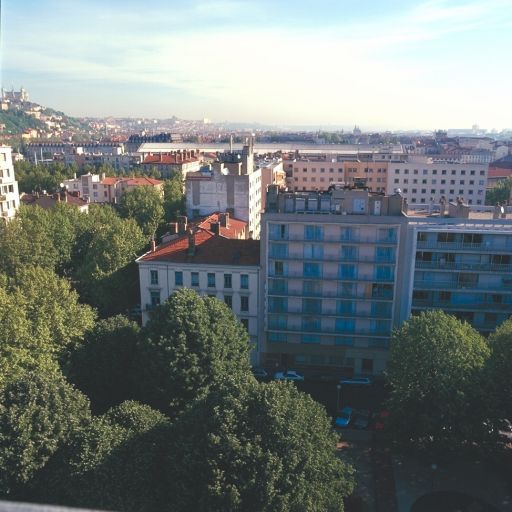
387 159 488 206
0 146 20 221
260 185 409 375
407 216 512 334
259 185 512 375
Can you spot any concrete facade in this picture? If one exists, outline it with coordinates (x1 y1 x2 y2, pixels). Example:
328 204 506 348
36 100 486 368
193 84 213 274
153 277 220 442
0 146 20 221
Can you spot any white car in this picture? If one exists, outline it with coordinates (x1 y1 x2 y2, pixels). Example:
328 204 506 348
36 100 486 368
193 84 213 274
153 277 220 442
274 370 305 382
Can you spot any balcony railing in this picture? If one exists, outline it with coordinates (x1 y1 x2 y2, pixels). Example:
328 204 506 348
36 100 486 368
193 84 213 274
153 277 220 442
413 280 512 292
270 252 396 264
270 234 397 244
412 300 512 311
415 261 512 273
416 240 512 252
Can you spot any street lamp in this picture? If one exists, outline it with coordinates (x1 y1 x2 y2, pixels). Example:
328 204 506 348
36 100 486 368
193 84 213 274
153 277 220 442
336 384 342 412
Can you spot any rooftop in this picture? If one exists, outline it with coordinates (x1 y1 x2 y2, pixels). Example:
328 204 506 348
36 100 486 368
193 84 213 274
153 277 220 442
138 228 260 266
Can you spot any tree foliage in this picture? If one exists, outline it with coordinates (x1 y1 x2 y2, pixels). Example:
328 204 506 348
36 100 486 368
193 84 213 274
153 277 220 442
0 267 96 388
141 289 252 415
485 177 512 206
0 370 90 497
163 173 185 222
168 379 355 512
68 315 143 413
486 318 512 421
387 310 490 454
35 401 169 512
119 185 164 239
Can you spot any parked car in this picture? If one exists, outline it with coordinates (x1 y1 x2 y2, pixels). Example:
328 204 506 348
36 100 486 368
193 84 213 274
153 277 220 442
274 370 305 382
335 406 354 428
251 367 269 380
339 377 372 386
353 409 371 429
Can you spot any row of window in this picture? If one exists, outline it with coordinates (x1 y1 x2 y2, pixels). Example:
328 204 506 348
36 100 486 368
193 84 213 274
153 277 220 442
269 224 398 242
394 168 485 176
394 178 485 186
150 289 250 313
150 270 249 289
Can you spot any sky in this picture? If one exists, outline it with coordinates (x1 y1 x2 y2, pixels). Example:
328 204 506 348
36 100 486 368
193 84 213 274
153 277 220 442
1 0 512 130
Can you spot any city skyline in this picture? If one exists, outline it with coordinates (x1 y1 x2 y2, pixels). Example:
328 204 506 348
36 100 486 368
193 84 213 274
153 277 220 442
2 0 512 130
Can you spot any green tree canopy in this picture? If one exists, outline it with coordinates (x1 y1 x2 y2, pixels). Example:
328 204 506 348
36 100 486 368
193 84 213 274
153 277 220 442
486 318 512 421
485 177 512 205
168 379 355 512
0 267 96 388
387 310 490 454
141 289 252 415
119 185 164 239
0 370 90 497
68 315 143 414
35 401 170 512
163 173 185 222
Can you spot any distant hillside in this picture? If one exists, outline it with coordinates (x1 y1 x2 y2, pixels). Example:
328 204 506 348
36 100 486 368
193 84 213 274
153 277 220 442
0 110 45 134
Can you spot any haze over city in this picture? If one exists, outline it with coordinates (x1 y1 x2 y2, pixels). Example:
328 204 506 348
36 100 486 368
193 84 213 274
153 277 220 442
2 0 511 130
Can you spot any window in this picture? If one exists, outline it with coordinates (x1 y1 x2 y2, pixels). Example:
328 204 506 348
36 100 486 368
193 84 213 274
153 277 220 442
175 271 183 286
241 296 249 311
304 262 321 277
241 318 249 331
191 272 199 286
339 264 356 279
224 295 232 308
150 270 158 285
302 317 321 331
376 265 393 280
241 274 249 288
304 225 323 240
303 298 322 314
150 290 160 308
270 242 288 258
269 223 288 240
207 273 216 287
335 318 355 332
224 274 232 288
304 244 323 259
302 334 321 344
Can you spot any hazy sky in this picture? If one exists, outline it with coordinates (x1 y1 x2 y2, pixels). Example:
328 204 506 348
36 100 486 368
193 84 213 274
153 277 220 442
2 0 511 129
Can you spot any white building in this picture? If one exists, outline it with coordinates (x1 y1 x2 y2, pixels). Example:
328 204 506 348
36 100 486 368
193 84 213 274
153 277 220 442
0 146 20 221
185 141 263 238
136 219 261 362
387 158 488 206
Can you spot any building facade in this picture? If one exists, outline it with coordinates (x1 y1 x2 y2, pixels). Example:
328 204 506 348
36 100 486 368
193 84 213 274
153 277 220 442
387 159 488 206
0 146 20 221
137 222 260 362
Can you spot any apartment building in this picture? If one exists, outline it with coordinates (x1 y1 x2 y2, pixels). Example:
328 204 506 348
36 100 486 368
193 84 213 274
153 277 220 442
260 185 409 375
0 146 20 221
406 215 512 334
62 173 163 203
387 159 488 206
185 141 263 238
258 185 512 376
136 216 260 362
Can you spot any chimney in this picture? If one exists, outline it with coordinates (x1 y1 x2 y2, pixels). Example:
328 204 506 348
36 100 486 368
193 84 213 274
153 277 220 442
177 215 188 234
220 212 229 227
168 222 178 235
187 228 196 256
151 239 156 252
210 222 220 235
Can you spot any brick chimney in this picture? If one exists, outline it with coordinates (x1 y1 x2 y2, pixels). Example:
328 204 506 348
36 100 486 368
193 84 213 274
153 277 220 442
220 212 229 228
177 215 188 234
210 222 220 235
187 228 196 256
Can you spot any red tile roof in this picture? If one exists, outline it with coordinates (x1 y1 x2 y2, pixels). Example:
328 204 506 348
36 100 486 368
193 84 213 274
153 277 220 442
100 176 163 186
196 212 247 238
140 228 260 266
20 192 88 209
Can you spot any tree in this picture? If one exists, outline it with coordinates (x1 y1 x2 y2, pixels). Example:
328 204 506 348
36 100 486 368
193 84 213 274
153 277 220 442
119 186 164 239
141 289 252 415
163 173 185 222
485 177 512 205
74 205 146 315
387 310 490 454
68 316 143 414
35 401 170 512
486 318 512 421
167 379 355 512
0 267 96 388
0 370 91 497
